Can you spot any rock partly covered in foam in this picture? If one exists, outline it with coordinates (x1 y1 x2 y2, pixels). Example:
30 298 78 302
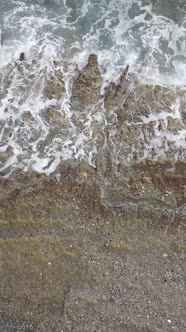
0 54 186 198
1 53 185 171
44 69 65 100
71 54 103 110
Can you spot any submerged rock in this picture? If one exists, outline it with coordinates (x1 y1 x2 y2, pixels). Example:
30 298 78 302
0 147 13 173
44 69 65 100
104 67 130 111
21 111 34 122
41 108 68 128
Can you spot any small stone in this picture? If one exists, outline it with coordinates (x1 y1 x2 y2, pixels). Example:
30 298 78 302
21 111 34 122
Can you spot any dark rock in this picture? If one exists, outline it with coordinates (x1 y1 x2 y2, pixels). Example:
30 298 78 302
19 52 25 61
